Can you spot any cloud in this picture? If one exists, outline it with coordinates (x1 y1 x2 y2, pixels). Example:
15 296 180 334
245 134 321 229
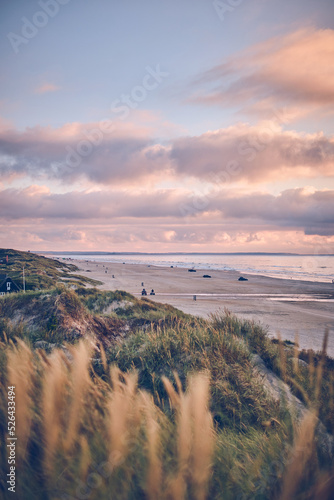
0 120 333 186
187 28 334 120
0 186 185 220
169 124 334 182
212 188 334 236
35 83 61 94
1 222 333 254
0 119 164 185
0 185 333 236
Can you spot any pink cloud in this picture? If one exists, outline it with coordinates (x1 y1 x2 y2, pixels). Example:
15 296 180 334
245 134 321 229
1 222 333 254
188 28 334 121
34 83 61 94
0 119 333 186
0 185 333 236
169 124 334 182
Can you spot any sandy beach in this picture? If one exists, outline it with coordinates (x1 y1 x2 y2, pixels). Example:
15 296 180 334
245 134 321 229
68 258 334 356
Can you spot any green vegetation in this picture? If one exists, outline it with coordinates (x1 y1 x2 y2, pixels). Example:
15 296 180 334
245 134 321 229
0 284 333 499
0 248 102 290
0 286 192 348
211 311 334 434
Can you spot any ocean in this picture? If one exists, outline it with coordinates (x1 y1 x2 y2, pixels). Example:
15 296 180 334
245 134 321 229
49 253 334 284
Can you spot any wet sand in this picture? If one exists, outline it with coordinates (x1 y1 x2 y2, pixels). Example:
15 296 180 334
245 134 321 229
69 259 334 356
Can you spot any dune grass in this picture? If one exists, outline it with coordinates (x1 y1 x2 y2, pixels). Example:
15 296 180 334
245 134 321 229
0 293 333 498
0 248 102 290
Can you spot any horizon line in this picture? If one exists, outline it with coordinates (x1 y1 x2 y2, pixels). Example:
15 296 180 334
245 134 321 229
35 251 334 257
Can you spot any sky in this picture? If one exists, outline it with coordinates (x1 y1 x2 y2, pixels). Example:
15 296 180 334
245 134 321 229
0 0 334 253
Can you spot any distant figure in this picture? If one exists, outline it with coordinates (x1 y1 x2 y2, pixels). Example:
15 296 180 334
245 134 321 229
141 282 144 286
112 275 115 278
150 289 155 295
105 270 107 273
193 295 197 301
141 288 147 296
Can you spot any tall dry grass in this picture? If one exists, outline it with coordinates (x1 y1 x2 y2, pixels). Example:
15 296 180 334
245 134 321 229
2 322 333 499
64 341 92 451
42 349 69 472
279 409 318 500
4 339 215 498
163 372 215 500
107 367 140 465
7 339 34 461
278 328 333 500
142 391 163 500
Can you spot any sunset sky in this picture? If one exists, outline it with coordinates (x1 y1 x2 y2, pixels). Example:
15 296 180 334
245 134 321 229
0 0 334 253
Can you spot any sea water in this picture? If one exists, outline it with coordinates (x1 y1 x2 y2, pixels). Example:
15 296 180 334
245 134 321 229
49 253 334 283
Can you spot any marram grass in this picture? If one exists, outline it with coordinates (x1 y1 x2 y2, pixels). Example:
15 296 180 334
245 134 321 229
0 302 333 499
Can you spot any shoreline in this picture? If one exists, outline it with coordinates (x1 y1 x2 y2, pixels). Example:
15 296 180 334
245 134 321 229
66 258 334 356
50 253 334 284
